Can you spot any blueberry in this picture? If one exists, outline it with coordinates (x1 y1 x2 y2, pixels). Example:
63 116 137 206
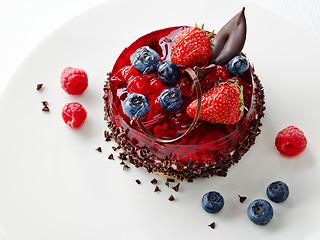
267 181 289 203
122 93 150 119
130 46 160 74
226 56 249 77
158 87 184 112
201 191 224 213
156 60 181 86
247 199 273 225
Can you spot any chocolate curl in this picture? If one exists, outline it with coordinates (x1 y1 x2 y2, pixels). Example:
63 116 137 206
136 68 202 143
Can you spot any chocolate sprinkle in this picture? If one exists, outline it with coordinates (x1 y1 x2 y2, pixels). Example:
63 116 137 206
151 178 158 185
41 101 48 106
165 182 170 188
123 164 130 170
108 154 114 160
168 195 175 201
120 160 125 165
36 84 43 91
135 179 141 185
96 147 102 152
172 183 180 192
42 106 50 112
167 178 175 183
103 62 265 180
112 146 117 151
154 186 161 192
208 222 216 229
238 195 247 203
104 131 112 141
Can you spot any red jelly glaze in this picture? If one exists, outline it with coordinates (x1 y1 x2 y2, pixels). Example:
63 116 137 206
108 26 257 165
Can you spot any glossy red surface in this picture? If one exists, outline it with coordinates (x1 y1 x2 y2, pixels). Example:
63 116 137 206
108 26 257 164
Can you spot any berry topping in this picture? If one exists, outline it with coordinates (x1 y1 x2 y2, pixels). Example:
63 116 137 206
61 67 88 95
149 78 166 94
275 126 307 157
62 102 87 128
121 66 139 82
122 93 150 119
127 76 149 95
247 199 273 225
158 87 184 112
226 56 249 77
267 181 289 203
130 46 160 74
187 81 245 124
156 60 181 86
214 65 229 80
171 27 213 68
200 66 229 92
202 191 224 213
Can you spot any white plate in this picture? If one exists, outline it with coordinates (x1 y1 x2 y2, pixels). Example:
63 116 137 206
0 0 320 239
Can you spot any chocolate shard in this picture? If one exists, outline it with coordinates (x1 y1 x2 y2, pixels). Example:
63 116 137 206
208 222 216 229
36 84 43 91
42 106 50 112
108 154 114 160
135 179 141 185
96 147 102 152
210 7 246 65
165 182 170 188
194 64 216 81
238 195 247 203
154 186 161 192
172 183 180 192
168 195 175 201
123 164 130 170
166 178 175 183
151 178 158 185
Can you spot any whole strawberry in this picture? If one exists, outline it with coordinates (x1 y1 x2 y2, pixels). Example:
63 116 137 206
187 81 245 124
171 27 213 68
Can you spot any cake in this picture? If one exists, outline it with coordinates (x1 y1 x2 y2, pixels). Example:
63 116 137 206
103 8 265 181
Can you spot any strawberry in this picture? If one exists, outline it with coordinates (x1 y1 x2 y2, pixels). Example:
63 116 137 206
187 81 245 125
171 27 213 68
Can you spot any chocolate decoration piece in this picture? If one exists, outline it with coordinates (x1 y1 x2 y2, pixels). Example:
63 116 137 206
194 64 216 81
210 7 246 65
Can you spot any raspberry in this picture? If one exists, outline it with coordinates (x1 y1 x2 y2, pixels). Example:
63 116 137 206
121 66 139 82
149 78 166 94
127 76 149 94
214 66 229 80
62 102 87 128
61 67 88 95
275 126 307 156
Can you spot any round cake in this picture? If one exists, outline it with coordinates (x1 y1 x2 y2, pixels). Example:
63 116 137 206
104 8 265 180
